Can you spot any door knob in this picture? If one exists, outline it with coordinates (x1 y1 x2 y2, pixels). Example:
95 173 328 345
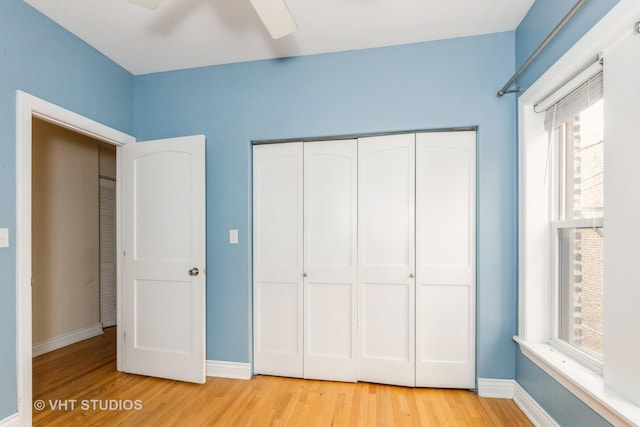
189 268 200 276
409 273 415 278
303 272 309 278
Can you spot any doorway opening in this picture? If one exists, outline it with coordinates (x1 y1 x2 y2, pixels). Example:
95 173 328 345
16 91 134 426
32 118 117 356
31 118 118 412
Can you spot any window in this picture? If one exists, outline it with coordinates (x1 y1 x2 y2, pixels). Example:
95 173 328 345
517 6 640 422
551 95 604 365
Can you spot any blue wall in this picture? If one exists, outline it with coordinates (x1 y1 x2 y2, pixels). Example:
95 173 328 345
516 352 612 426
0 0 133 418
134 32 518 377
514 0 620 425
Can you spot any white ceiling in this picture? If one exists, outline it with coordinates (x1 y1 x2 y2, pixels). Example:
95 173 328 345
24 0 534 75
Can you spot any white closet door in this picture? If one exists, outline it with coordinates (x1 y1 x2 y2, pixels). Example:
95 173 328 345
358 134 416 387
303 139 357 382
253 143 304 377
415 131 476 388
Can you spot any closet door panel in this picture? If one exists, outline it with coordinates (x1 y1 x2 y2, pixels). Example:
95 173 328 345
361 283 411 359
358 134 415 387
419 285 470 360
253 143 304 377
415 131 475 388
304 139 357 382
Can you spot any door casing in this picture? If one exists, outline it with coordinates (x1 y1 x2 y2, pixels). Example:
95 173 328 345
16 90 134 426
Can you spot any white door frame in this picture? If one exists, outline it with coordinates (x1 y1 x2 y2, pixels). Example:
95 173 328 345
15 90 135 426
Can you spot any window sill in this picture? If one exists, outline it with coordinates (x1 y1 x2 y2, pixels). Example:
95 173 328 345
514 336 640 426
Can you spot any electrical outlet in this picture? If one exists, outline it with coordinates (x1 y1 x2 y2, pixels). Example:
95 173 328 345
229 229 238 244
0 228 9 248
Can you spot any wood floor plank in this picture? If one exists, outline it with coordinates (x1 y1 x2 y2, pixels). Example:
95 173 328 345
33 328 532 426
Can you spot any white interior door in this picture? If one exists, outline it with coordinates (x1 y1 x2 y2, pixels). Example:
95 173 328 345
303 139 357 382
415 131 476 388
122 135 206 384
358 134 416 387
253 142 304 377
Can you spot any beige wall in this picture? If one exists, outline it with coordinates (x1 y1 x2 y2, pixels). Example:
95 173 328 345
32 118 115 344
100 143 116 179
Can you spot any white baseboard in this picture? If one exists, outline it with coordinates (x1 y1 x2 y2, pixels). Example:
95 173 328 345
33 323 104 357
206 360 252 380
477 378 515 399
513 382 559 427
0 413 19 427
477 378 557 426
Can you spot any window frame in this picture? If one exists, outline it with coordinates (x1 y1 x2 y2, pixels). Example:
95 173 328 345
550 222 605 373
549 113 604 373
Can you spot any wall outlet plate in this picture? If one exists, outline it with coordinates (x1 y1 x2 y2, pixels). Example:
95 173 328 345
0 228 9 248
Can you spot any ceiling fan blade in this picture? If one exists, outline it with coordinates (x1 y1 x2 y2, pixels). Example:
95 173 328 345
126 0 165 10
250 0 298 39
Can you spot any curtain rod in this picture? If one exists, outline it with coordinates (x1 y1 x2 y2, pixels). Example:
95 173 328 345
497 0 589 97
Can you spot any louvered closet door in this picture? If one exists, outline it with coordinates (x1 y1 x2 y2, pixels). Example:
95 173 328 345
99 177 117 328
253 143 304 377
303 139 357 382
415 131 476 388
358 134 416 387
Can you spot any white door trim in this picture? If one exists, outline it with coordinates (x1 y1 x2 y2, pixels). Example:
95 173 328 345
15 90 134 426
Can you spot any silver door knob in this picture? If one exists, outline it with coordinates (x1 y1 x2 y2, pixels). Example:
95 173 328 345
409 273 415 278
303 272 309 278
189 268 200 276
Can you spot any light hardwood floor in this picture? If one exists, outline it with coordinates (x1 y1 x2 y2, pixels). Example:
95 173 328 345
33 328 532 426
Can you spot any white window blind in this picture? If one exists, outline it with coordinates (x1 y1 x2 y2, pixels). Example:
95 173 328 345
544 71 603 131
